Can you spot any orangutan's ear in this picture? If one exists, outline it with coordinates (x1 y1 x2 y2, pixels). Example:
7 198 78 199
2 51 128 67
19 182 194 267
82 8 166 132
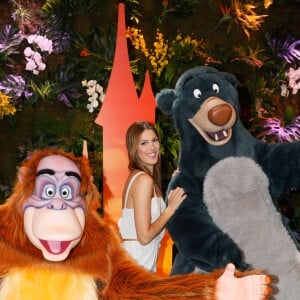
90 175 94 182
18 166 28 184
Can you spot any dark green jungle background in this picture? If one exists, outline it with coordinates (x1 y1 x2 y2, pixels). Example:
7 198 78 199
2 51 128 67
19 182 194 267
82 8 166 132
0 1 299 229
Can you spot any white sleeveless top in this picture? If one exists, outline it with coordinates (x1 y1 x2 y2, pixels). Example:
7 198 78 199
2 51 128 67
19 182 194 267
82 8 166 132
118 171 166 272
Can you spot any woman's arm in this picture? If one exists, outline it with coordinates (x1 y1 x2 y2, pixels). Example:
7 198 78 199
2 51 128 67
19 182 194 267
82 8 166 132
132 174 186 245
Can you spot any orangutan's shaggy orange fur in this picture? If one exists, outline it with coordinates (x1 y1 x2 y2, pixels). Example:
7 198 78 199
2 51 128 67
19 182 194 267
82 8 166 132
0 149 268 299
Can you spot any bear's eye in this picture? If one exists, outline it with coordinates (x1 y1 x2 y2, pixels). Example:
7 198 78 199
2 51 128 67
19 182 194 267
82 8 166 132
212 83 219 93
193 89 202 98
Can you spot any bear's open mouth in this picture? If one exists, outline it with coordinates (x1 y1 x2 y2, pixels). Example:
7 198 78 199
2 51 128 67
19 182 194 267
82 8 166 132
206 129 228 142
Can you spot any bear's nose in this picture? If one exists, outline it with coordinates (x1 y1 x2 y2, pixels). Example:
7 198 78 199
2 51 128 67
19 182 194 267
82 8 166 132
208 103 232 126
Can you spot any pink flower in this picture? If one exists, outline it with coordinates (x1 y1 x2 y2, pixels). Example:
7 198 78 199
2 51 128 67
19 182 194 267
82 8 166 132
286 67 300 95
25 59 37 72
26 34 53 54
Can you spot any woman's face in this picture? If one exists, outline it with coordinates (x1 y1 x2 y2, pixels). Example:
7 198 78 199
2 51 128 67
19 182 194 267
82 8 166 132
136 129 160 171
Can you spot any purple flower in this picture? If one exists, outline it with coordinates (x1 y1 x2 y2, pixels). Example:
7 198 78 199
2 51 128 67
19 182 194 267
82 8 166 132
58 93 72 107
45 29 71 54
0 74 32 100
57 88 81 108
267 30 300 63
263 116 300 142
0 24 23 53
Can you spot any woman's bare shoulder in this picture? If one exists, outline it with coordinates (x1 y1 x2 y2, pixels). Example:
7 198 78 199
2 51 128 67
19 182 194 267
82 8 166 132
133 172 153 186
124 171 152 195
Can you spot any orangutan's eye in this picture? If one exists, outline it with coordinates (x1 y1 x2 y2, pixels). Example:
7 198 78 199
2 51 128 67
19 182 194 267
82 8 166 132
60 185 73 200
193 89 202 98
212 83 219 93
42 184 56 200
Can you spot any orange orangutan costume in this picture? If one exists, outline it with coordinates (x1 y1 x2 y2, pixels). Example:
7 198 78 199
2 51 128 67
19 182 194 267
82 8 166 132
0 148 273 299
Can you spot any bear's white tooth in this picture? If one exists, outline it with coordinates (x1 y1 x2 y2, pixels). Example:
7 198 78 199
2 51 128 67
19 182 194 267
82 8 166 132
223 130 228 137
214 134 219 141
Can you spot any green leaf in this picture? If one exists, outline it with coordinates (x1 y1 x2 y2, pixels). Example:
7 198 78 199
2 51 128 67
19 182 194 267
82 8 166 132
285 106 295 124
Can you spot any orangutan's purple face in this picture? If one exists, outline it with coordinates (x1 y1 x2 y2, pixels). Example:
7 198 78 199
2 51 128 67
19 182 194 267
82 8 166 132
22 155 86 261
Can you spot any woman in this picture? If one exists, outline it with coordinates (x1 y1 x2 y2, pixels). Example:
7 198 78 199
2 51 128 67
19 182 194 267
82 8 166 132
118 121 186 272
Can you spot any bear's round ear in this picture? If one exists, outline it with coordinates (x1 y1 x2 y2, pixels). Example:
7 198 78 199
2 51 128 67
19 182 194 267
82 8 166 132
156 89 177 115
221 72 238 88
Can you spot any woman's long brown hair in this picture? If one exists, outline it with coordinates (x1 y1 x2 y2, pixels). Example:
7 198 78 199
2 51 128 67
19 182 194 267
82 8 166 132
125 121 162 196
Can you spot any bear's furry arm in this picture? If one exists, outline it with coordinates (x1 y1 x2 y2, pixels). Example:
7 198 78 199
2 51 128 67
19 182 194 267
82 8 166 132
166 180 249 272
256 141 300 201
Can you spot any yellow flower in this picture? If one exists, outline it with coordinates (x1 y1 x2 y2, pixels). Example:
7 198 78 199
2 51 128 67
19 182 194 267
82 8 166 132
232 0 268 39
127 27 217 77
0 92 16 119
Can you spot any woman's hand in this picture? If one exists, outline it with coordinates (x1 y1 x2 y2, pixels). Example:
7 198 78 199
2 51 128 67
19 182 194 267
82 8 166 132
167 187 187 213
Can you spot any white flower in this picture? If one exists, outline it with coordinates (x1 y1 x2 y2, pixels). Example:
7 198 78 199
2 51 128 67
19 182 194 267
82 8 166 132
280 83 289 97
24 46 34 57
25 59 37 71
26 34 53 54
82 78 105 112
33 69 40 75
24 35 51 74
87 103 94 113
90 98 99 108
95 84 103 94
32 51 42 61
99 92 105 103
286 67 300 95
87 80 97 87
37 61 46 71
87 101 98 113
37 37 53 53
86 86 96 96
27 34 37 44
88 93 98 101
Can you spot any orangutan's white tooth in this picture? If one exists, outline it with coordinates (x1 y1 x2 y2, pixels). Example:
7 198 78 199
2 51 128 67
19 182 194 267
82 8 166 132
223 130 228 137
214 134 219 141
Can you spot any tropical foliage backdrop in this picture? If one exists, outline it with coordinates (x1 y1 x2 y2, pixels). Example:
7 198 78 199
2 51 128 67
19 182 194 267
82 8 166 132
0 1 300 223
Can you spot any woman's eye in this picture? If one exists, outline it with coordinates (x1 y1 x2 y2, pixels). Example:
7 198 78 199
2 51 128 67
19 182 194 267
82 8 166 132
212 83 219 93
153 137 159 143
60 185 73 200
193 89 202 98
42 184 55 200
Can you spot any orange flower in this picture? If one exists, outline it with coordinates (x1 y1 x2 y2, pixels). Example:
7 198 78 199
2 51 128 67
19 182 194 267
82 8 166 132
162 0 168 8
80 48 91 57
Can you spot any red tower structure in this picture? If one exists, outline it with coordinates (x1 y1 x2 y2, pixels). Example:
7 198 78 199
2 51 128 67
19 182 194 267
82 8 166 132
95 3 173 276
95 3 156 220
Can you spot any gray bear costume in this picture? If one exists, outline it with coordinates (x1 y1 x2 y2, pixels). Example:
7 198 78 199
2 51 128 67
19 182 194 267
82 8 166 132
156 66 300 298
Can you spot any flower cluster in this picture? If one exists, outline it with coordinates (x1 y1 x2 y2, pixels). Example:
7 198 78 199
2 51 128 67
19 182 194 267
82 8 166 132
149 30 169 76
126 27 149 57
24 34 53 75
169 33 200 61
262 116 300 143
220 0 268 39
127 27 169 76
82 80 105 113
127 27 218 80
0 92 16 119
127 27 169 77
286 67 300 95
267 31 300 63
